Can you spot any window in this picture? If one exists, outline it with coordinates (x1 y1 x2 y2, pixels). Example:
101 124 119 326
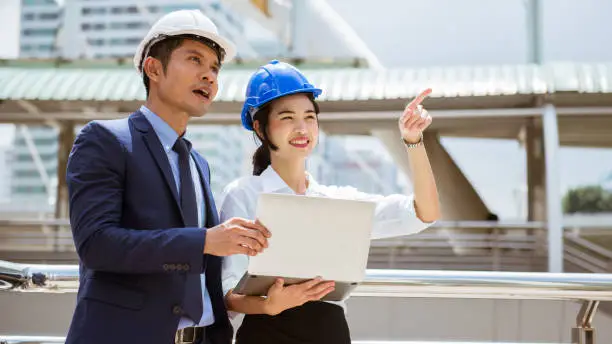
23 13 35 20
162 5 200 12
127 22 147 29
109 38 141 46
110 22 147 30
18 170 55 178
22 138 57 146
111 6 139 14
38 44 54 51
82 7 106 15
87 38 105 46
39 12 59 20
23 28 56 37
23 0 56 5
13 186 47 194
81 23 105 31
16 155 33 162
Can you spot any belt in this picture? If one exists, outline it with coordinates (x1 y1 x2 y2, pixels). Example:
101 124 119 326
175 326 206 344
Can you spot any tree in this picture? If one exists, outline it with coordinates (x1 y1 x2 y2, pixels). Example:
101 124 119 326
562 185 612 214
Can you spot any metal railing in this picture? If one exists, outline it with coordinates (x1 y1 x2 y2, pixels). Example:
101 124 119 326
2 218 612 273
1 260 608 344
0 339 568 344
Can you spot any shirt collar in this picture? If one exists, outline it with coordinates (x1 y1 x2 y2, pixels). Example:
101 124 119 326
140 105 179 153
260 165 321 194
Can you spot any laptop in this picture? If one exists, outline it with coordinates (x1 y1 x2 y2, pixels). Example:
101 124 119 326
233 192 376 301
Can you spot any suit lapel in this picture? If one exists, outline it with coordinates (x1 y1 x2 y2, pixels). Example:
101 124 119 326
131 112 184 222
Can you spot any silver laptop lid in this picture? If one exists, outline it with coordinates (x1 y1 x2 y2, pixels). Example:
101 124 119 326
247 193 376 282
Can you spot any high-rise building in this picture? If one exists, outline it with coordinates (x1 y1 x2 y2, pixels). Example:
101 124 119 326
11 0 262 211
186 125 251 199
58 0 251 59
0 147 13 203
19 0 63 58
9 125 58 208
313 135 402 196
9 123 249 211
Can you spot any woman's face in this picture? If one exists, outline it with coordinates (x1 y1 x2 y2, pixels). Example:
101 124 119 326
256 93 319 162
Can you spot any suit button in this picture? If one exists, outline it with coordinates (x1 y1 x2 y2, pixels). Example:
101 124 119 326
163 264 169 271
183 264 190 271
172 305 183 315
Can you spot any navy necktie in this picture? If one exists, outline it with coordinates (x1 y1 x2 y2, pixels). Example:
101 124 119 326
173 137 203 323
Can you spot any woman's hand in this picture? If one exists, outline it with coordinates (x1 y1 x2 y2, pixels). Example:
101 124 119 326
264 277 335 316
399 88 433 143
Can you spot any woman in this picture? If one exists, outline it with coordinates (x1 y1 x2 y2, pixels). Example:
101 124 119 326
219 60 440 343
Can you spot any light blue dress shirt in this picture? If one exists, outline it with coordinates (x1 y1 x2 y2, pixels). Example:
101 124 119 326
140 105 215 328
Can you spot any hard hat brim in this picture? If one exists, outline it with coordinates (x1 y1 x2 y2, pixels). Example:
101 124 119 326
134 29 237 73
241 87 323 131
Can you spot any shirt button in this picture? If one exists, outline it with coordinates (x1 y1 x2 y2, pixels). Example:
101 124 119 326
172 305 183 315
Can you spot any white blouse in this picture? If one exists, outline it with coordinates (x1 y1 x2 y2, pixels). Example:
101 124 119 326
218 165 434 314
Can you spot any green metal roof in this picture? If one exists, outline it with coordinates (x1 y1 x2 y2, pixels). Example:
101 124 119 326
0 62 611 103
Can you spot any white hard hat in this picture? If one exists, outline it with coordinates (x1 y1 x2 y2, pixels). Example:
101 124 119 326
134 9 237 73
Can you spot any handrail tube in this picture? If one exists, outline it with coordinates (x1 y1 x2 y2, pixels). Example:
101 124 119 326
0 338 566 344
0 219 547 229
3 260 612 301
0 260 603 343
0 339 569 344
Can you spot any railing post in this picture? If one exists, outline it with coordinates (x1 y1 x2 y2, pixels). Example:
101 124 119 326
572 300 599 344
55 121 75 252
542 103 563 272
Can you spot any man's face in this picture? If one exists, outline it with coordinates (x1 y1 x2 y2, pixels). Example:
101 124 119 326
154 39 220 117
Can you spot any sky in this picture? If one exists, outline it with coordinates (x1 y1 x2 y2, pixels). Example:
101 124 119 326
0 0 20 59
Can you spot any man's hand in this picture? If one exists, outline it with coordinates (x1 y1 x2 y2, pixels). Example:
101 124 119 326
204 218 271 256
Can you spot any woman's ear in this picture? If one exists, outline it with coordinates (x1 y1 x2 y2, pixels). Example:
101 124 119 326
253 120 263 140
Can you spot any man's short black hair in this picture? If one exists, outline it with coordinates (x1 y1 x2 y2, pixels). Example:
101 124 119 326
141 34 225 97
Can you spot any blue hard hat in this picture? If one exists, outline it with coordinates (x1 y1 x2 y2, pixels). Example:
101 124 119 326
240 60 322 131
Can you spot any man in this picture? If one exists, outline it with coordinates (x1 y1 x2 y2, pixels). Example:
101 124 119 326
65 10 270 344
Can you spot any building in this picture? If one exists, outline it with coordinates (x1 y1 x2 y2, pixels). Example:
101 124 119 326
0 147 12 203
9 125 58 210
58 0 254 59
312 134 403 196
11 0 263 211
186 124 251 199
19 0 63 58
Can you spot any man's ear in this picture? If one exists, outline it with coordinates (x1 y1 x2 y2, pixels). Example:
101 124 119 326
143 57 163 83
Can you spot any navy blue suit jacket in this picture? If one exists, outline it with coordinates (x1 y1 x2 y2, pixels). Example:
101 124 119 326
65 111 232 344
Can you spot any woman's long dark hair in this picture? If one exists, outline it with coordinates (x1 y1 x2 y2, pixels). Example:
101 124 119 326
251 94 320 176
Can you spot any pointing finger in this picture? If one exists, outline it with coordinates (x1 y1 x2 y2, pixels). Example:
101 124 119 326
406 88 432 110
